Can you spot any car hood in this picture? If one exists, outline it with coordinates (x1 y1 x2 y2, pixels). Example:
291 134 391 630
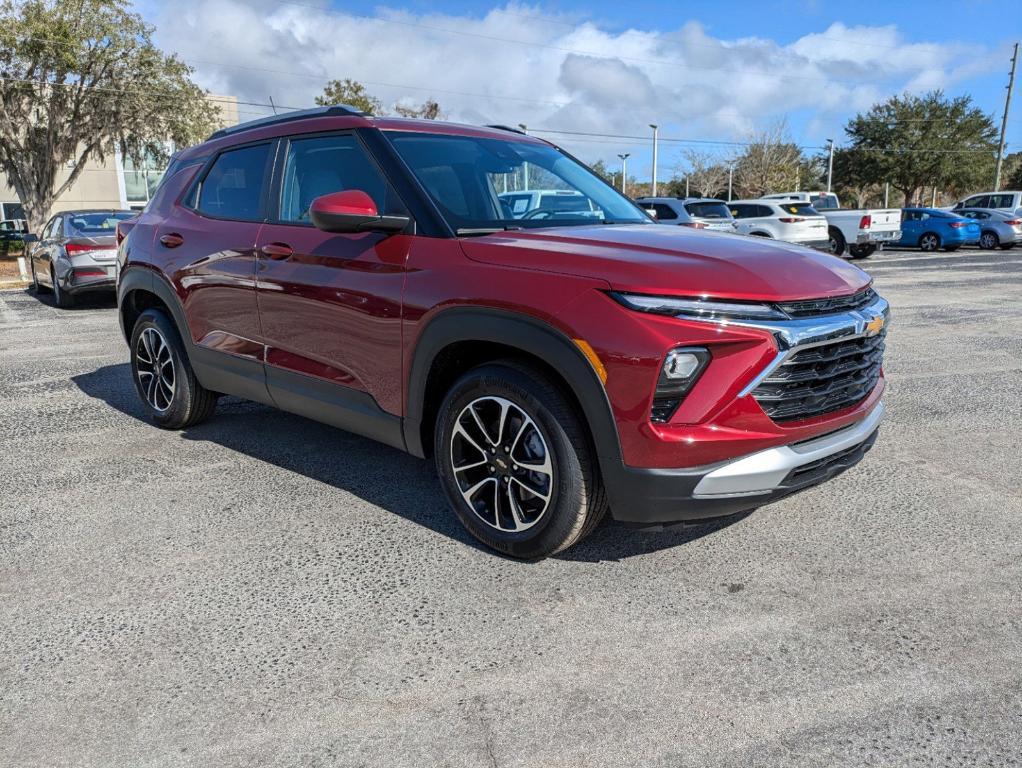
461 224 870 301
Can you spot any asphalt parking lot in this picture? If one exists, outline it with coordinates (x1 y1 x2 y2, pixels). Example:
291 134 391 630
2 247 1021 767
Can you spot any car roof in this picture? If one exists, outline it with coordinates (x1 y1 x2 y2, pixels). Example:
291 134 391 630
185 107 549 160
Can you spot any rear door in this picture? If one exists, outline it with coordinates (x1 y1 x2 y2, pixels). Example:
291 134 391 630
254 130 412 422
155 140 274 402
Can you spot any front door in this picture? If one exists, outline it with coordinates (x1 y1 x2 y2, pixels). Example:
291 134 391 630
254 131 412 436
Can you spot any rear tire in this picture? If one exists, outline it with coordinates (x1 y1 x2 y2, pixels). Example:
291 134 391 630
918 232 941 252
129 308 217 429
434 360 607 559
980 231 999 250
848 244 876 260
51 269 74 308
828 227 846 256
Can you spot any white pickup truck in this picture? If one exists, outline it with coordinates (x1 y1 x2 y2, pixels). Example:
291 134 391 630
761 192 901 259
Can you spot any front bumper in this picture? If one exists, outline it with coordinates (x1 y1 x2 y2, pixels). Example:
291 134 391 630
604 401 884 526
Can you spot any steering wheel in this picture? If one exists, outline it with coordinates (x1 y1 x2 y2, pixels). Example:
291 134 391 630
521 208 562 220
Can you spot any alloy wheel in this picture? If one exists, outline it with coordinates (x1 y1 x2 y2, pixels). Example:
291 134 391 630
449 396 553 533
980 232 997 250
920 234 939 251
135 327 176 412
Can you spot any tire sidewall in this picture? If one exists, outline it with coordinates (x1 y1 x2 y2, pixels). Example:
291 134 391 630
434 364 587 559
981 232 998 249
129 309 195 428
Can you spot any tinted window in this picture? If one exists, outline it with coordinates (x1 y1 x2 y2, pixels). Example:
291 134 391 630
810 194 839 210
729 204 750 219
684 201 731 219
779 203 820 216
966 195 989 209
988 194 1013 209
756 205 775 217
651 203 678 220
279 134 402 223
197 144 271 220
66 212 134 236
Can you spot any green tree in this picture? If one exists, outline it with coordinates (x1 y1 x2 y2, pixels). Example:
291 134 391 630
315 78 381 114
0 0 215 233
393 98 442 120
732 120 804 198
1002 151 1022 190
841 91 997 206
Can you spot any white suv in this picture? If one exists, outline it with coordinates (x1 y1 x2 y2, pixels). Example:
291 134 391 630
633 197 737 232
952 191 1022 216
728 199 830 249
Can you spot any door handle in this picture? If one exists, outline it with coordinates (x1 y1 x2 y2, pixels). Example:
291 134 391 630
159 233 184 248
260 242 294 260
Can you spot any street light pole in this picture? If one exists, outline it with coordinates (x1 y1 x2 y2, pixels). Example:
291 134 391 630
727 162 734 202
618 153 630 195
649 124 659 197
826 138 835 194
994 42 1018 190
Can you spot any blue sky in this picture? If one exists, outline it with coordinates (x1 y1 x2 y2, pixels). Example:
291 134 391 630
143 0 1022 180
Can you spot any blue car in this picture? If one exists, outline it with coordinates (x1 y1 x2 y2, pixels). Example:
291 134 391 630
898 208 980 251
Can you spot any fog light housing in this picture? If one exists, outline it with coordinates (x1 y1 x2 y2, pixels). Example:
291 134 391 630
651 347 710 423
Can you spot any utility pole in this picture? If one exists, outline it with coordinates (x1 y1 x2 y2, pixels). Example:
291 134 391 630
518 124 529 191
994 42 1018 191
826 139 835 194
685 176 689 197
617 153 630 194
649 124 659 197
884 182 890 208
727 162 734 202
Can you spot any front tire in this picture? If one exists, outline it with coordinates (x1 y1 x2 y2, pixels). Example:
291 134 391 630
129 308 217 429
434 361 607 559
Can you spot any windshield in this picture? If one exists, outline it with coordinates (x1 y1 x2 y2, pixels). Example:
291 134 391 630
684 201 732 219
386 131 649 232
66 212 134 236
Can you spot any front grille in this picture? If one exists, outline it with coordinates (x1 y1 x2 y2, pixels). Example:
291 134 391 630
752 328 886 422
776 287 877 317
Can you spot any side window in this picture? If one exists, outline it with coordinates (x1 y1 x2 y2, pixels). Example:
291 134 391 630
278 133 404 223
44 217 62 239
652 203 678 220
729 205 748 219
756 205 774 218
967 195 989 209
196 143 272 221
988 194 1012 209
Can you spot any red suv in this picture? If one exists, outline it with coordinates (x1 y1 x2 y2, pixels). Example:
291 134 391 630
116 106 888 558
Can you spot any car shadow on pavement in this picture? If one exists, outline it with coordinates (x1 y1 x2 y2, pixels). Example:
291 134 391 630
26 286 118 310
72 363 744 561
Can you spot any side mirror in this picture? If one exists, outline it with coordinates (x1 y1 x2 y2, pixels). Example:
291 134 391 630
310 190 410 234
22 233 38 243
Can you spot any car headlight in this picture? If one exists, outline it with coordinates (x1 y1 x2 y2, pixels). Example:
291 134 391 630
609 292 788 321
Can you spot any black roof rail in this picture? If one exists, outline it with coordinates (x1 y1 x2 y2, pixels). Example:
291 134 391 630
207 105 369 141
485 124 527 135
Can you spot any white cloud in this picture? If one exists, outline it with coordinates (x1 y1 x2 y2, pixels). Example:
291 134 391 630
148 2 1004 174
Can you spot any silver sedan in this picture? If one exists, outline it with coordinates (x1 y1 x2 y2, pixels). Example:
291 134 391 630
957 208 1022 250
28 209 135 308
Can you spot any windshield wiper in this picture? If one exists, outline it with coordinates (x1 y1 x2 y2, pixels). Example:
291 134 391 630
456 226 522 237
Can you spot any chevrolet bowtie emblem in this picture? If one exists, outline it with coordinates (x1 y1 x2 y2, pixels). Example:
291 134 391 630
864 315 886 337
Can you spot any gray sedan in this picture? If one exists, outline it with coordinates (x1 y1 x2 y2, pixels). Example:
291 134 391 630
29 209 135 308
956 208 1022 250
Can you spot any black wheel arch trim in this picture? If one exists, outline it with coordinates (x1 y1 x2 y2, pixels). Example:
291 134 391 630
404 307 622 466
